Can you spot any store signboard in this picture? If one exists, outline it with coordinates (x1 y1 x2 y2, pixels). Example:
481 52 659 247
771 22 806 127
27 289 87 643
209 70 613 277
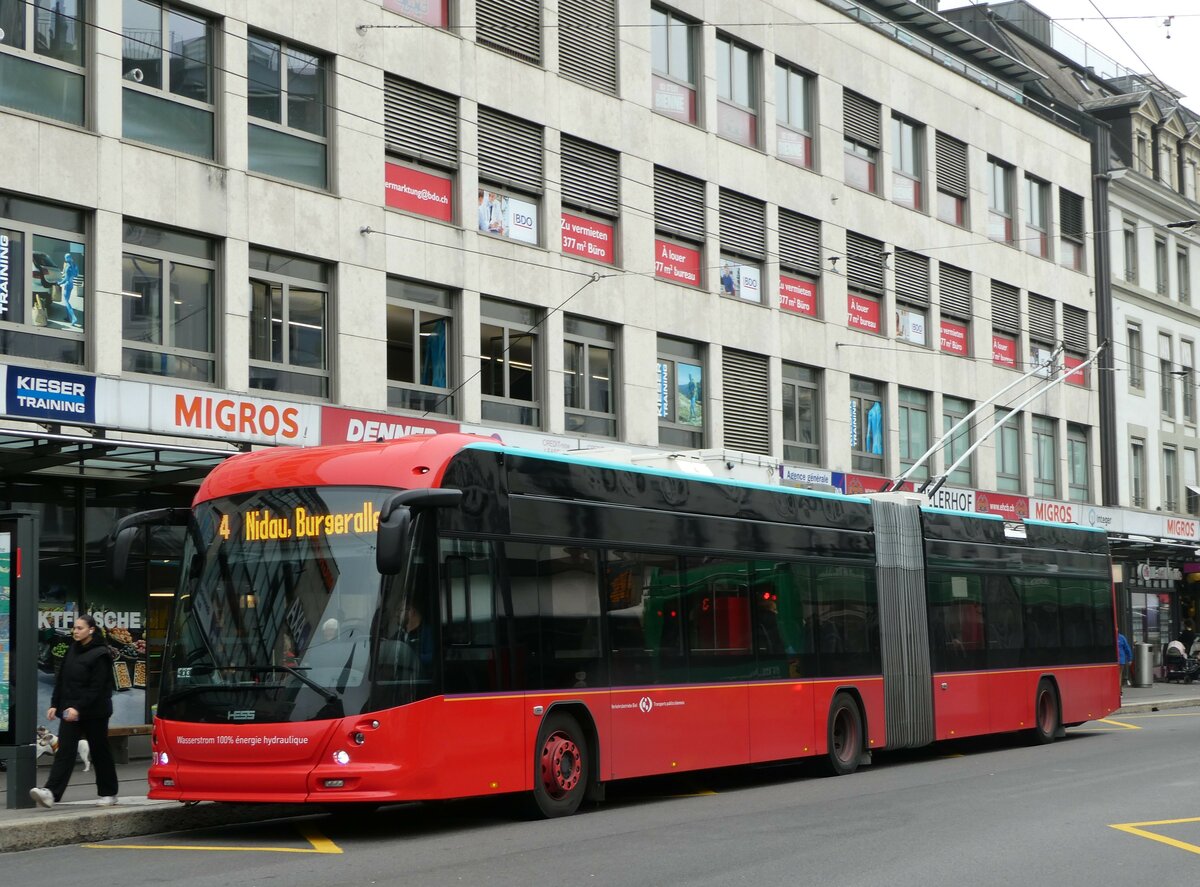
0 532 10 736
322 406 458 444
975 491 1028 520
384 162 453 222
926 486 975 513
145 386 321 446
779 465 833 488
1030 498 1080 525
0 364 95 424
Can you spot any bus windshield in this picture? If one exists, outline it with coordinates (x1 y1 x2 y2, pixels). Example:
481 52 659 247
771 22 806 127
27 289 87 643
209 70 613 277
158 486 436 724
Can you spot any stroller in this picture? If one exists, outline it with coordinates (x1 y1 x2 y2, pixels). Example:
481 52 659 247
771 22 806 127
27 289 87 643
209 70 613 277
1163 640 1200 683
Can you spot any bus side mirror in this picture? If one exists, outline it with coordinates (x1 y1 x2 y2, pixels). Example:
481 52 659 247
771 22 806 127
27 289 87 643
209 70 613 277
375 488 463 575
107 507 191 586
376 506 413 575
110 526 138 586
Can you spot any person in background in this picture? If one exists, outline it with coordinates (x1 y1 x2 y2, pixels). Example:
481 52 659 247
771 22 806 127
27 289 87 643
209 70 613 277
1117 631 1132 691
1180 619 1197 656
29 615 119 809
400 599 434 671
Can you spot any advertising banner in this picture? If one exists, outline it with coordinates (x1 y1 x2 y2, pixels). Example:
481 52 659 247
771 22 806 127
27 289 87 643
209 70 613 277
1030 498 1080 525
1064 353 1087 386
895 307 927 346
383 0 446 26
676 363 703 427
322 406 459 444
719 262 761 302
479 191 538 244
654 239 702 287
0 533 9 735
657 361 670 417
847 293 881 334
779 275 817 316
926 486 976 512
385 162 453 222
992 334 1017 368
779 465 834 488
975 491 1029 520
841 473 910 495
146 386 321 446
561 213 616 264
0 231 18 322
651 75 695 123
717 103 756 145
776 128 810 167
1 364 95 424
940 319 968 355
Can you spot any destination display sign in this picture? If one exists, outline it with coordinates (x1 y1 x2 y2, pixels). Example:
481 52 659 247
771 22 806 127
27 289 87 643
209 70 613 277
219 502 382 543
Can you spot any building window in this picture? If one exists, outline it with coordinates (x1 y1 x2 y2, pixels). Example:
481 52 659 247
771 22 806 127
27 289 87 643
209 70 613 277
121 0 215 159
990 280 1019 369
246 33 328 189
383 0 447 27
1160 332 1175 418
1123 220 1138 283
1027 293 1056 376
1131 438 1146 507
899 388 930 481
1067 423 1089 503
564 316 618 438
1032 415 1057 498
654 167 704 288
384 77 458 222
987 158 1013 243
1063 304 1090 388
477 108 543 245
1059 188 1085 271
249 248 330 399
1179 248 1191 306
775 62 813 168
1127 322 1144 390
1024 176 1049 258
892 116 923 211
850 377 884 475
942 396 972 486
560 136 620 265
1164 446 1179 512
723 349 770 455
1155 235 1168 295
894 250 930 347
846 232 885 336
657 336 704 448
1183 340 1196 424
0 194 86 365
386 278 454 416
719 190 765 303
121 222 214 382
778 210 821 317
843 91 880 194
715 34 758 147
650 6 698 125
477 0 540 63
782 363 821 466
935 132 968 227
480 296 540 428
559 0 617 93
1186 449 1199 515
938 263 971 357
995 407 1021 492
0 0 85 125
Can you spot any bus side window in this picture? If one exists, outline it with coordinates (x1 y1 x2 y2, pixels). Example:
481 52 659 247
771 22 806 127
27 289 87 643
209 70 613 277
440 538 502 692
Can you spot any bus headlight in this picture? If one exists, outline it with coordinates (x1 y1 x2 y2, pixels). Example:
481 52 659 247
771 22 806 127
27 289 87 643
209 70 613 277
332 750 351 765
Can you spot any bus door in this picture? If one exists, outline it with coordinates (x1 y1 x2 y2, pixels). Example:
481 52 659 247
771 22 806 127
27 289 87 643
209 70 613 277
431 538 524 797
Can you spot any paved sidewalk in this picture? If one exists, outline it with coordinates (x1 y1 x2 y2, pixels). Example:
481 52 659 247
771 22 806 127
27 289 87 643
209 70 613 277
1 679 1196 853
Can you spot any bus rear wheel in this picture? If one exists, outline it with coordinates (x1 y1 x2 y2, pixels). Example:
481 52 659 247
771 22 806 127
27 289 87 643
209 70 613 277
825 692 863 776
1031 680 1061 745
531 711 589 818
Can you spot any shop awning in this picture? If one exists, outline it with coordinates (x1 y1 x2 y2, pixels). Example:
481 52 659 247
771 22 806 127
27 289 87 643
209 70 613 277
0 426 242 495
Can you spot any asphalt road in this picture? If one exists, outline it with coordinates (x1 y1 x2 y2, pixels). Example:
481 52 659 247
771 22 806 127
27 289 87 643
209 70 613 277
8 709 1200 886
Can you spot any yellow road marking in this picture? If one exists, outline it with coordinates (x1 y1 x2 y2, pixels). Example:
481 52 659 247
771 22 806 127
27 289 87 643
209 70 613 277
83 823 342 854
1111 818 1200 856
1094 718 1142 730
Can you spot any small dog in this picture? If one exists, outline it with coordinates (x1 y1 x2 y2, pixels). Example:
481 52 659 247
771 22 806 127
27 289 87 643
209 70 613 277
35 726 91 771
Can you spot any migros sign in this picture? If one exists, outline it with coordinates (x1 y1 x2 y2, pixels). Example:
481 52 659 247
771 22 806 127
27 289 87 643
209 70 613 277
150 387 320 446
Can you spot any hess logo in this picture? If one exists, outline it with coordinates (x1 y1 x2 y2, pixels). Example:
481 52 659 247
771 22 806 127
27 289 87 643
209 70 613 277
639 696 654 713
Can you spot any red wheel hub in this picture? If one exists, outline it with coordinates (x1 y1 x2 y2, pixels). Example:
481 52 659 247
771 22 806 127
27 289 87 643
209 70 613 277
540 732 581 798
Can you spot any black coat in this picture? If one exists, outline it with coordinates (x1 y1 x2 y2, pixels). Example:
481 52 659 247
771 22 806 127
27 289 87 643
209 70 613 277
51 639 114 720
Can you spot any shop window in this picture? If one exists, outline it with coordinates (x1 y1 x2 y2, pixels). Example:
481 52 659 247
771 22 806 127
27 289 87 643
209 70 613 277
0 194 86 364
122 0 215 159
0 0 85 125
122 222 216 383
782 363 821 466
650 6 698 125
657 336 704 448
386 278 455 416
564 316 618 438
850 377 884 475
480 296 541 428
247 33 329 189
249 248 330 399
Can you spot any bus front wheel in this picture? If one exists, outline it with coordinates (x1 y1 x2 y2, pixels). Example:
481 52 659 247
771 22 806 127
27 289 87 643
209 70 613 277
1031 680 1061 745
531 711 589 818
825 692 863 776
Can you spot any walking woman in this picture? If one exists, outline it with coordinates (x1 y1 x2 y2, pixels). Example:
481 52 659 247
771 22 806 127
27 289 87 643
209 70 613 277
30 615 119 808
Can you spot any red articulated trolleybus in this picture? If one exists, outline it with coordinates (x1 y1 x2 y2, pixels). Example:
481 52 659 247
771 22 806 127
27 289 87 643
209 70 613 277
110 433 1119 817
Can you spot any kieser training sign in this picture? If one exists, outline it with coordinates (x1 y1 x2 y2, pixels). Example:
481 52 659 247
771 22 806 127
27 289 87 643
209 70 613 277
0 364 96 423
